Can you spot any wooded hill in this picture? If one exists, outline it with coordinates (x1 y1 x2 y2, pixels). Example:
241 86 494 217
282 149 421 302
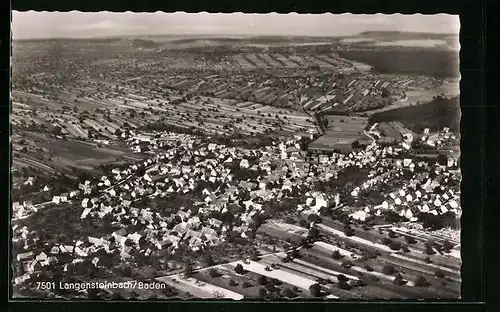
369 96 460 133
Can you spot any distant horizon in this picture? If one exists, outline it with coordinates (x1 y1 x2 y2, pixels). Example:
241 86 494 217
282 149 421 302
12 30 459 41
11 12 460 40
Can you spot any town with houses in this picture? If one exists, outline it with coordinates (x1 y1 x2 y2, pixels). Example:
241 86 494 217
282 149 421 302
12 125 461 299
11 13 461 300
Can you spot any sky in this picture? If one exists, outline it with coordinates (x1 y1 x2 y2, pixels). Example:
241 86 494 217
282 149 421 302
11 11 460 40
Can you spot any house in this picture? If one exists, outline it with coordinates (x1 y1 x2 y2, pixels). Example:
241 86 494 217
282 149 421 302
239 181 257 191
215 196 229 208
240 159 250 169
349 210 367 221
166 235 180 245
27 259 43 273
286 146 300 159
204 194 217 204
52 196 61 204
88 236 105 246
50 246 60 254
334 193 341 207
73 246 88 257
114 233 128 246
200 227 217 236
406 194 413 202
129 207 140 217
185 229 202 240
204 233 219 245
81 208 92 219
448 199 459 209
69 190 81 198
47 256 58 265
16 251 33 262
59 245 74 254
188 236 203 250
208 143 217 151
167 185 176 193
35 252 48 262
14 273 31 285
143 173 153 182
81 198 90 208
306 198 314 206
13 202 23 211
420 204 430 213
176 210 190 220
209 218 223 228
173 222 188 234
377 201 389 210
311 195 328 211
187 216 201 226
434 198 442 207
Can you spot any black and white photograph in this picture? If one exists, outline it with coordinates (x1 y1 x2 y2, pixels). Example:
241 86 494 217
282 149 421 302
10 12 461 300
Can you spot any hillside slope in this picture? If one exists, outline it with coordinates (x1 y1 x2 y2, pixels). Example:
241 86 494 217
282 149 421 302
368 96 460 133
338 49 459 78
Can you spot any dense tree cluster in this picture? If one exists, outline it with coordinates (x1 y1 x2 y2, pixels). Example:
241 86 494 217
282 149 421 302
369 96 460 133
309 283 322 297
338 49 459 78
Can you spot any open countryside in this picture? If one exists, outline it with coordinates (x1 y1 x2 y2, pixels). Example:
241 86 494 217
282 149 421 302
11 12 461 300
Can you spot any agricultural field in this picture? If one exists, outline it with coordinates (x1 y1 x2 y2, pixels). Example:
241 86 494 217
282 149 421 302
260 54 282 68
98 94 317 137
273 54 300 68
12 132 143 174
308 116 369 153
232 55 255 70
227 53 362 71
245 54 270 68
35 53 451 118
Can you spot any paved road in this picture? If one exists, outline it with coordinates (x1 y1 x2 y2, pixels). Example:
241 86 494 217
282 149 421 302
363 130 376 145
302 107 324 135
